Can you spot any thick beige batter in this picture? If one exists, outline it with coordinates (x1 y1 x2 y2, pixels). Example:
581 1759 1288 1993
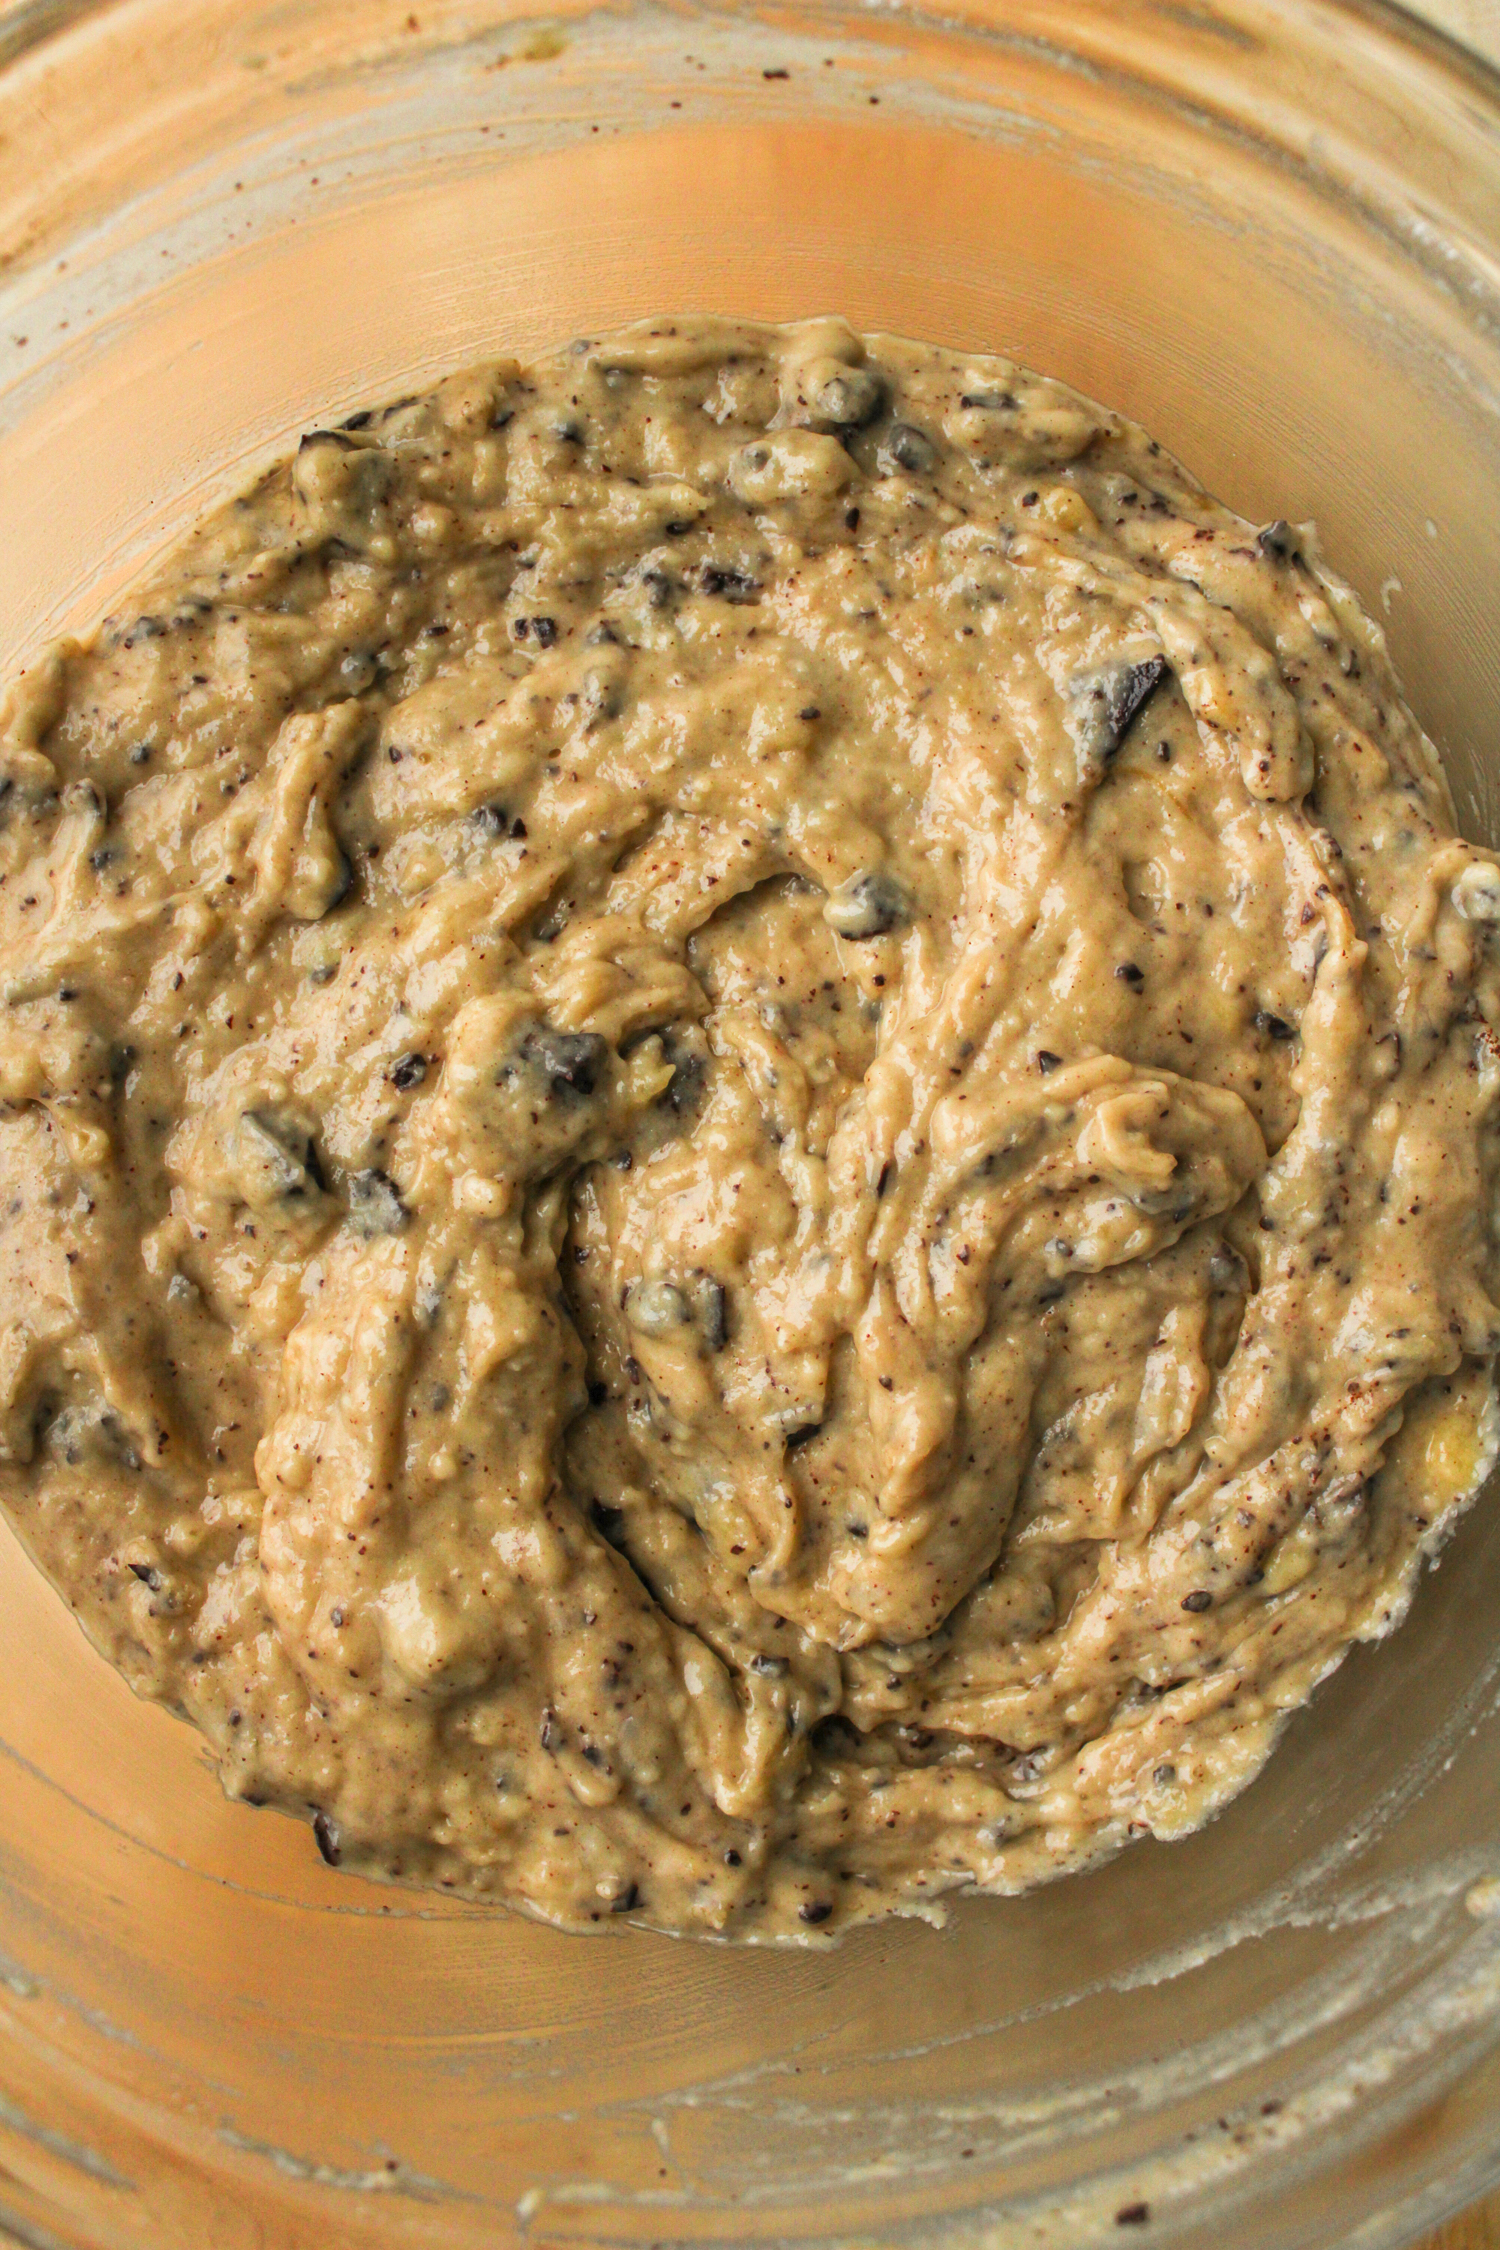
0 316 1496 1939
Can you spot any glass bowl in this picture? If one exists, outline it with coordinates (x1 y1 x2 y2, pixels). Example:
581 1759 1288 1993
1 2 1500 2245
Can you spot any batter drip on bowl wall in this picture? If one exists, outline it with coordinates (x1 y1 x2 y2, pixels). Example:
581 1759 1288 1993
0 314 1496 1938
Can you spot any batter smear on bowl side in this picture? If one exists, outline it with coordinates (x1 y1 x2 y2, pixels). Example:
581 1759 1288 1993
0 316 1496 1938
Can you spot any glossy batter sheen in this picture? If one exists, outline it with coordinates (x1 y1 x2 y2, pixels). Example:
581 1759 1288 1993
0 316 1497 1941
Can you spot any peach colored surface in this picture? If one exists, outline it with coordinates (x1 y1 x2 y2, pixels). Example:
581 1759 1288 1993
2 3 1500 2246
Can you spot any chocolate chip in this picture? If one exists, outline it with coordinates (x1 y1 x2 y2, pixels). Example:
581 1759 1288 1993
389 1052 427 1092
798 1900 833 1924
473 800 512 839
1115 2204 1150 2228
1069 655 1170 778
698 563 761 603
1036 1050 1062 1073
695 1274 729 1352
236 1110 328 1207
1254 1009 1296 1040
826 869 905 939
879 421 937 476
527 1027 608 1100
347 1168 410 1237
593 1503 629 1557
312 1811 342 1867
1181 1590 1213 1613
1257 520 1301 562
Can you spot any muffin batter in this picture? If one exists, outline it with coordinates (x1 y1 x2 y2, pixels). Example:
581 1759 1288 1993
0 316 1496 1938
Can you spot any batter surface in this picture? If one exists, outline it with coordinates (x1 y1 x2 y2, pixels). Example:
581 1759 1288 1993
0 316 1496 1939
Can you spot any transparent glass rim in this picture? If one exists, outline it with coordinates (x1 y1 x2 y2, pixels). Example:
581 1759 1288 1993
0 4 1499 2249
1 0 1499 84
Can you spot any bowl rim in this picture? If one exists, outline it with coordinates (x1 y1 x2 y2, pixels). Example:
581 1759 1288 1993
1 5 1499 2250
0 0 1498 94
